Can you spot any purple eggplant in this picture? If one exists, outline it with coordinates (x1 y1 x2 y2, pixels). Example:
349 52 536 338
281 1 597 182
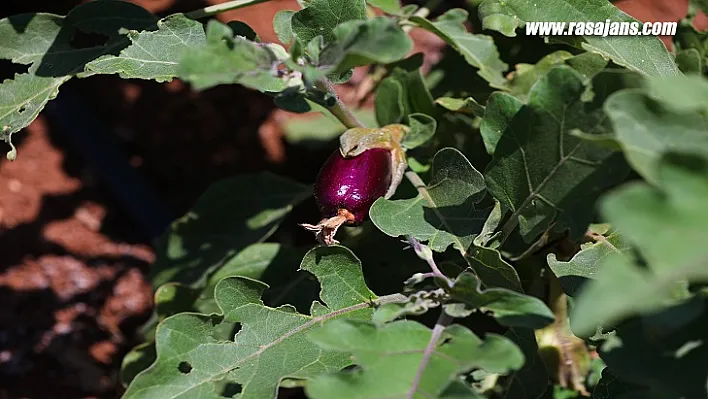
301 148 394 245
315 147 392 225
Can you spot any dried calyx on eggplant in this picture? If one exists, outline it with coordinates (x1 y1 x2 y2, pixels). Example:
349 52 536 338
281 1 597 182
301 125 408 245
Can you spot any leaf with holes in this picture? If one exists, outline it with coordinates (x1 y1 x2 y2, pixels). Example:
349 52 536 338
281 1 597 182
83 14 206 82
484 66 629 243
124 246 405 399
0 1 157 140
306 320 524 399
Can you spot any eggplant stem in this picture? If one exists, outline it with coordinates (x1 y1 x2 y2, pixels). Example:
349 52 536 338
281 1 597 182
300 214 348 246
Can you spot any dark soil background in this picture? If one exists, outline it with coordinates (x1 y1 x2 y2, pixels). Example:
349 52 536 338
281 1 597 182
0 0 704 398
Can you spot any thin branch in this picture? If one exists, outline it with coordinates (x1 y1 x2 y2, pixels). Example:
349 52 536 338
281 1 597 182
185 0 271 19
315 78 365 129
407 310 454 399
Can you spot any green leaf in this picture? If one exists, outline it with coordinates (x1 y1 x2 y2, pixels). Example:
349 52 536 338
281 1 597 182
435 97 485 117
597 299 708 398
375 78 405 125
374 55 435 126
0 74 69 144
480 92 522 155
675 49 703 74
178 20 289 92
402 113 437 149
273 10 295 44
478 0 680 77
124 246 399 399
306 320 524 398
121 342 157 387
319 17 413 74
645 74 708 114
605 89 708 185
0 1 158 140
571 154 708 335
547 229 632 297
485 66 629 242
84 14 205 81
291 0 367 45
506 51 608 100
371 148 522 290
450 273 555 329
149 172 311 289
367 0 402 14
370 147 488 253
411 9 509 89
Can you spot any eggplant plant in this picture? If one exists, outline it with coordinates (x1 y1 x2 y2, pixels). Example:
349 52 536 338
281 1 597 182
2 0 708 398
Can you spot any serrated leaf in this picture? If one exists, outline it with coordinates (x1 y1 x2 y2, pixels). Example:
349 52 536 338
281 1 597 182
605 88 708 185
178 20 289 92
411 9 508 89
291 0 367 45
319 17 413 74
124 246 402 399
306 320 524 399
485 66 629 242
370 147 488 253
571 154 708 335
480 92 522 155
149 172 311 289
547 229 631 297
596 299 708 398
450 273 554 328
84 14 206 82
478 0 680 77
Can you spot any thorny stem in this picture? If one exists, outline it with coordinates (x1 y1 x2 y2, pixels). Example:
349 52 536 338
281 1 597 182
407 310 454 399
315 79 365 129
185 0 271 19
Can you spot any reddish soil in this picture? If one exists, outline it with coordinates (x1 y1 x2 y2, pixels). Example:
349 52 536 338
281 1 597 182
0 0 704 398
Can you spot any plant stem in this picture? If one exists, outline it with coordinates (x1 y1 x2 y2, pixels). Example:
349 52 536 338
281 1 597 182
407 235 453 288
315 78 365 129
185 0 271 19
407 310 454 398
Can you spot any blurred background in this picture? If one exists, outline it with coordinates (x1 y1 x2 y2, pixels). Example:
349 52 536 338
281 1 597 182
0 0 704 398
